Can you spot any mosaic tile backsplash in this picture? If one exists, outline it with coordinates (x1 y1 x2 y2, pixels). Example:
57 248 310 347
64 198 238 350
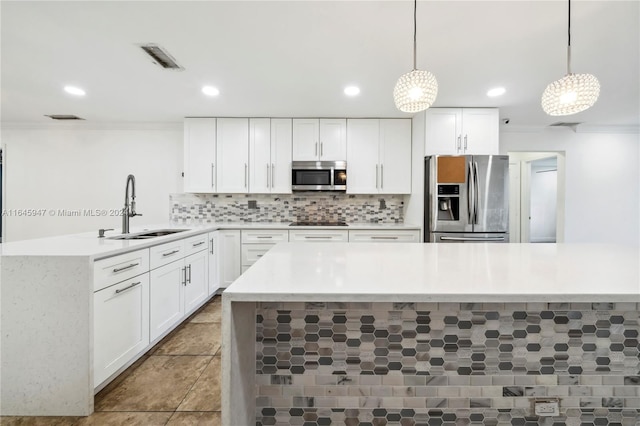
169 193 405 224
255 302 640 425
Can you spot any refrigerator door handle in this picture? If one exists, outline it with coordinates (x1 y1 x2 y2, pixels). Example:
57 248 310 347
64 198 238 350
473 161 480 224
467 161 474 224
440 236 506 242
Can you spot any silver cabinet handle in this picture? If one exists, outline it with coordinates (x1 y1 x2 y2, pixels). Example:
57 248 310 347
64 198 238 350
371 236 398 240
271 163 275 188
113 263 139 273
211 163 215 188
380 164 384 189
187 264 192 283
320 142 323 157
256 254 263 258
162 249 180 257
464 135 468 152
182 267 187 286
192 241 205 247
304 236 332 239
256 235 273 239
210 238 214 255
244 163 248 188
266 164 270 188
457 136 462 153
376 164 379 189
315 142 318 156
115 281 141 294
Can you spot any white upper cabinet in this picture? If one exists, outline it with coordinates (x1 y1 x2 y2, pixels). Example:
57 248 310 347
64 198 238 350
184 118 216 193
216 118 249 193
293 118 346 161
424 108 498 155
249 118 292 194
347 119 411 194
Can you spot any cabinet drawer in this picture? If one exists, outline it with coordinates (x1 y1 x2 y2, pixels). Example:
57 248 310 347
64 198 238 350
348 230 420 243
241 229 289 244
183 233 209 257
289 230 348 242
150 240 186 270
94 249 149 292
241 244 274 266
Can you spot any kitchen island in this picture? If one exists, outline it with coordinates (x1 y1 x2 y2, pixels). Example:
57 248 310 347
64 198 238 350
222 243 640 425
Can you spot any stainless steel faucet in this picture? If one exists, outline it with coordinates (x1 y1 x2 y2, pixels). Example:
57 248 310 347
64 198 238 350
122 174 142 234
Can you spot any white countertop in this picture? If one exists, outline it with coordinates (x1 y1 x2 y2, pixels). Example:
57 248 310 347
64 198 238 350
0 222 420 259
224 242 640 302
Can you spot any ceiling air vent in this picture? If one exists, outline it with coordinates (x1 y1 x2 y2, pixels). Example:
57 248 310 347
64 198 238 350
138 43 184 71
549 122 582 131
45 115 84 120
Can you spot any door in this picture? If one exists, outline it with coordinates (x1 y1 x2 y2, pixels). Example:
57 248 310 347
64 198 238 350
292 119 319 161
94 274 150 385
184 118 216 193
270 118 292 194
319 119 346 160
346 119 379 194
379 119 411 194
184 250 208 314
249 118 271 194
149 261 185 342
216 118 249 193
472 155 509 233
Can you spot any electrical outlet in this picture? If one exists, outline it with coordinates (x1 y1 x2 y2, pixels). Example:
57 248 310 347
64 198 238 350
534 399 559 417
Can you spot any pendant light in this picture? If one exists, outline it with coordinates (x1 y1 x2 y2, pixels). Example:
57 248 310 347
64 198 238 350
541 0 600 116
393 0 438 113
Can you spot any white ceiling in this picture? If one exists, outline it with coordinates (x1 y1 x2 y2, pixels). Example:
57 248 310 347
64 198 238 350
1 0 638 127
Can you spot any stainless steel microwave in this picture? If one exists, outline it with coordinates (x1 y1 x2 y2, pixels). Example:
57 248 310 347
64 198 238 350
291 161 347 191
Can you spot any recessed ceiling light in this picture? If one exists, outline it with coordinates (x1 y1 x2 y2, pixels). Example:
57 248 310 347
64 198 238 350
64 86 86 96
344 86 360 96
202 86 220 97
487 87 506 97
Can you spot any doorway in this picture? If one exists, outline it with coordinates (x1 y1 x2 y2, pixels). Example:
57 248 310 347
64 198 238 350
508 152 565 243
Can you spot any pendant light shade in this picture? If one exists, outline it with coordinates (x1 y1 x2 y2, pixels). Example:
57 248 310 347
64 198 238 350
541 0 599 116
393 0 438 113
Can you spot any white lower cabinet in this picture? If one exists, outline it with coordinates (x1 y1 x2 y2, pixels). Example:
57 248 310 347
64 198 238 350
240 229 289 272
183 250 208 314
94 273 150 386
348 229 421 243
149 260 185 342
207 232 220 295
217 230 241 288
289 229 348 242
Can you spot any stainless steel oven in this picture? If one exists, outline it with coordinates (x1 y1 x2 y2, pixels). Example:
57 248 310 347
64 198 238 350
291 161 346 191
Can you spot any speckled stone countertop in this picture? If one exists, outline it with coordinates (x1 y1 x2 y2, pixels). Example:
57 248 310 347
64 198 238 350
223 242 640 303
0 222 420 259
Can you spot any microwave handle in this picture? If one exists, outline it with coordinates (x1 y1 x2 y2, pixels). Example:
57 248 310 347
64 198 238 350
330 166 334 188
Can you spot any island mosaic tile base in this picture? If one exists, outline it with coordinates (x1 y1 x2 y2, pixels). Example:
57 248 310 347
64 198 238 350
170 193 404 224
255 302 640 425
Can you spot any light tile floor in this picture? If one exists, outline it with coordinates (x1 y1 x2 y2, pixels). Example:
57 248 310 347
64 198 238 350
1 296 223 426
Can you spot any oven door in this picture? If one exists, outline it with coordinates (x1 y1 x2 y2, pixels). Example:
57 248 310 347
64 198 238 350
292 168 332 191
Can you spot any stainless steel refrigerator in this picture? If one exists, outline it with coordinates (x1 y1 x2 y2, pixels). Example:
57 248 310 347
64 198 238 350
424 155 509 243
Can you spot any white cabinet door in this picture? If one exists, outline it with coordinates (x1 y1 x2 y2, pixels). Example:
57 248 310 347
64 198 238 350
347 119 379 194
184 118 216 193
379 119 412 194
348 229 420 242
216 118 249 193
461 108 499 155
319 119 346 160
270 118 292 194
94 273 149 385
292 119 319 161
217 229 241 288
249 118 271 194
183 250 208 315
424 109 462 155
149 261 185 342
208 232 219 296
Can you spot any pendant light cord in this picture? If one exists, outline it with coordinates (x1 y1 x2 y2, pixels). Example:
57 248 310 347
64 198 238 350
567 0 572 74
413 0 417 71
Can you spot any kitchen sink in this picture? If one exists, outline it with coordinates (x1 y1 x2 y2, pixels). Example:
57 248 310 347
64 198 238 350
107 229 189 240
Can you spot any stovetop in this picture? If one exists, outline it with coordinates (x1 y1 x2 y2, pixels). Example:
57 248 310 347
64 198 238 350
289 221 348 227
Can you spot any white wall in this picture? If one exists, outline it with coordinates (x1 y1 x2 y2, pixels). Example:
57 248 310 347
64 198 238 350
500 128 640 246
2 123 183 242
